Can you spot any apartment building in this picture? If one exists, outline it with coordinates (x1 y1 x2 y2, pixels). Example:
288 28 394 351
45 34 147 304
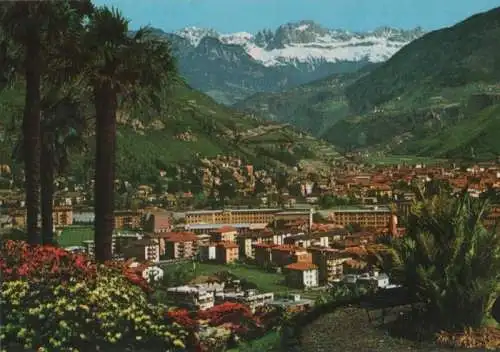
271 245 311 268
114 210 141 230
285 262 319 289
309 247 350 284
83 233 154 260
7 205 73 228
210 226 237 242
122 238 160 262
215 289 274 313
53 206 73 226
320 206 392 229
166 286 215 310
198 243 217 261
157 232 198 260
142 211 171 233
215 241 239 264
184 208 279 225
253 243 274 267
237 230 275 258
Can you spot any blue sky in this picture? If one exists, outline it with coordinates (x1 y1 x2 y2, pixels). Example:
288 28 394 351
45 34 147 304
93 0 499 33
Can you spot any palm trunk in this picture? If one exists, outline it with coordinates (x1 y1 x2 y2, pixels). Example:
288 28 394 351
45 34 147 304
94 83 117 262
40 131 54 245
23 33 42 245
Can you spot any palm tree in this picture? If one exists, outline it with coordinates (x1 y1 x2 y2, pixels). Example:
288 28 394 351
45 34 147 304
0 1 93 244
40 92 87 245
12 91 89 245
388 189 500 331
83 7 177 262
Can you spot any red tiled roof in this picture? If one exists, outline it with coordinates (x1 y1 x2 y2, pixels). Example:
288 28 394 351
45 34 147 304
213 226 237 233
285 262 317 271
160 232 198 242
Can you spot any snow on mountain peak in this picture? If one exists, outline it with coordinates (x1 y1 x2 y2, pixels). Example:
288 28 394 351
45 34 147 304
175 26 220 46
220 32 254 45
175 22 424 67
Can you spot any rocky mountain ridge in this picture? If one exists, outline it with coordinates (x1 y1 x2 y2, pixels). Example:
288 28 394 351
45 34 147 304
151 21 423 104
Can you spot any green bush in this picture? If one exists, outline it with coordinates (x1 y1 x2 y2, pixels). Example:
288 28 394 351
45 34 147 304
0 240 188 352
389 190 500 331
1 268 188 352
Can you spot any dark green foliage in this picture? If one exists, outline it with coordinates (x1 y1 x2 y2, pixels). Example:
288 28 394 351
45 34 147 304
236 69 373 135
0 79 332 185
388 190 500 330
345 7 500 113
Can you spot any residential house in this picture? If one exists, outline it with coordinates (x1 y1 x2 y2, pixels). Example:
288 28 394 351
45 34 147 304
285 262 319 289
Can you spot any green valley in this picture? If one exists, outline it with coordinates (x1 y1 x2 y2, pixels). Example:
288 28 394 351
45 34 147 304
0 80 341 184
236 7 500 162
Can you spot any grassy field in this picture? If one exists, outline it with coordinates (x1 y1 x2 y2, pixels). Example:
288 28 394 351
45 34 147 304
167 262 288 293
164 261 323 299
57 226 94 247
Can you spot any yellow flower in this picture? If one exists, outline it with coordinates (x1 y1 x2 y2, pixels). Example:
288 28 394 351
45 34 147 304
173 339 185 348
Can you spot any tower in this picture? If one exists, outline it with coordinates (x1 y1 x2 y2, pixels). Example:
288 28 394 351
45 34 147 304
309 208 314 231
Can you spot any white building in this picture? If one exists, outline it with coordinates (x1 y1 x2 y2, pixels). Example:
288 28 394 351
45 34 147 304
166 285 215 311
342 271 395 289
215 289 274 312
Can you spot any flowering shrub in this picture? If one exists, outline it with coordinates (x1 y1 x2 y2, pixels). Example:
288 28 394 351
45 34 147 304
254 306 284 330
0 241 187 351
105 258 151 292
165 302 282 351
0 240 95 282
197 325 232 352
198 302 260 336
166 309 199 332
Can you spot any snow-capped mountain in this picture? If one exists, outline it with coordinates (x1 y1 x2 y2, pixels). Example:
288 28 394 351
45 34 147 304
161 21 424 105
175 21 424 67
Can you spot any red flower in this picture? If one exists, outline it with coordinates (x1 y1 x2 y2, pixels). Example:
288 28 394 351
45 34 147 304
0 240 149 291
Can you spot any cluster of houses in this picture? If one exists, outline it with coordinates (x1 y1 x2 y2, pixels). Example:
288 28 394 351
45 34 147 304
165 278 314 312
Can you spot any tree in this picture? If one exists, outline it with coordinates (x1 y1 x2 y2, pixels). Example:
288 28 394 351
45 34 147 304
388 189 500 330
83 7 176 262
0 1 93 244
40 93 87 244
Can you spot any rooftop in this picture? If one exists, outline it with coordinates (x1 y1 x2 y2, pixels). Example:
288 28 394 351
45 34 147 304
183 223 267 230
285 262 318 271
185 208 281 215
